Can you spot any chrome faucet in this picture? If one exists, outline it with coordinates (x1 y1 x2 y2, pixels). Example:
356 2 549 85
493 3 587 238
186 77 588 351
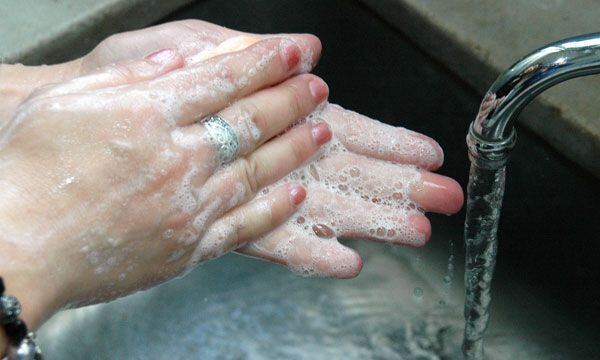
467 33 600 169
463 33 600 359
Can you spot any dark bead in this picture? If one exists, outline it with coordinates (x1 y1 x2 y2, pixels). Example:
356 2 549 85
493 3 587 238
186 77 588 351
0 295 21 325
4 318 28 345
0 277 4 294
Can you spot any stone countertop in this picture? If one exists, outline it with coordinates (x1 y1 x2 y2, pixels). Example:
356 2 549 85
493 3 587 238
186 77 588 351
359 0 600 177
0 0 192 64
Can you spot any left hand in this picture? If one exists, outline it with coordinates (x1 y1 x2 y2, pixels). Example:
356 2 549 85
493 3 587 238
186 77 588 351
0 20 317 126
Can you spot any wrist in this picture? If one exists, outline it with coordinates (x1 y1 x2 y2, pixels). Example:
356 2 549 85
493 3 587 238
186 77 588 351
0 244 62 358
0 195 67 338
0 248 62 330
0 170 73 330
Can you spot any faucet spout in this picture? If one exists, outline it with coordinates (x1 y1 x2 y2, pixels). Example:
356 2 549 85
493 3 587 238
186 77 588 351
463 33 600 359
467 33 600 169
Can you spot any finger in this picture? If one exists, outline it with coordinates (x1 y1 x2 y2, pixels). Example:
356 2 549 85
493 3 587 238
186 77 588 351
237 226 363 279
82 20 321 74
171 19 321 70
142 37 315 126
187 33 322 74
186 35 261 64
217 73 329 155
38 49 184 98
187 184 306 265
313 152 463 214
168 74 328 160
188 121 332 219
297 188 430 247
410 172 464 215
316 104 445 170
81 20 243 70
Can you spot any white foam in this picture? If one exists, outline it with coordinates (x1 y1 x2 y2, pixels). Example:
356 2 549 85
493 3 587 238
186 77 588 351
170 128 205 150
243 102 426 276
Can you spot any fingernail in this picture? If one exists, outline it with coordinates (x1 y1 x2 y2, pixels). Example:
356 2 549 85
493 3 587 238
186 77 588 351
412 131 445 169
146 48 175 65
311 122 332 145
409 214 431 242
309 78 328 101
281 41 301 70
289 185 307 205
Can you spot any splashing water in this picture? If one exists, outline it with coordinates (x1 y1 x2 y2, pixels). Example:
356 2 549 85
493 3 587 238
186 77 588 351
462 165 506 359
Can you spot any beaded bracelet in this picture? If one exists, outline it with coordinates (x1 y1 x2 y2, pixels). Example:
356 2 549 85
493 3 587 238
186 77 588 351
0 277 42 360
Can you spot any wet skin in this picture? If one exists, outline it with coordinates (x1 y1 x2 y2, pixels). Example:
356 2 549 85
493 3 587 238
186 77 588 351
0 21 463 353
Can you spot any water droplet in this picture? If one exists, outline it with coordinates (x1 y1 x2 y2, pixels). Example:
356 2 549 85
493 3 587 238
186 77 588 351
413 287 424 298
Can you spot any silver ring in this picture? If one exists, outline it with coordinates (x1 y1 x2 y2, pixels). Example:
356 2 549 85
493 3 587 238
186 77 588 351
202 114 239 166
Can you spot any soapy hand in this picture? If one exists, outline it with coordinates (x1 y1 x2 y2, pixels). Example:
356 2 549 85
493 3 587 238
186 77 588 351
238 103 463 277
78 21 464 278
0 20 463 331
105 24 464 277
0 20 316 126
0 36 327 328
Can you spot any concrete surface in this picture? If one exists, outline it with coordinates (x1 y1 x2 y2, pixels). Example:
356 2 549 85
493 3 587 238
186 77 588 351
359 0 600 177
0 0 193 64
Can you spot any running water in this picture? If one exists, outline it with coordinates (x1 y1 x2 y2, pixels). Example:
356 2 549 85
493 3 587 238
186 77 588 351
462 164 506 359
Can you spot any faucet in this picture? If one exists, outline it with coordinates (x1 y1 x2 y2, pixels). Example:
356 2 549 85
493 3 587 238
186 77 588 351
467 32 600 169
462 33 600 359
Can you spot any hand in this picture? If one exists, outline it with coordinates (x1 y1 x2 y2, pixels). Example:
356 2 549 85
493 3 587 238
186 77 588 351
180 34 464 278
79 28 464 278
0 36 327 328
237 103 464 277
0 20 316 126
78 20 316 74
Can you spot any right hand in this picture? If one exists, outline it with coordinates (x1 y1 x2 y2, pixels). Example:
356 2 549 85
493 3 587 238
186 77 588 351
0 36 328 327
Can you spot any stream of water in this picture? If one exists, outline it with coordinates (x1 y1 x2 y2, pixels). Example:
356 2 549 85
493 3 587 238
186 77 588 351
462 165 506 359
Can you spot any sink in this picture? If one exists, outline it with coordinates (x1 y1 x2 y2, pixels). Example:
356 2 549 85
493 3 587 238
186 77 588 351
36 0 600 358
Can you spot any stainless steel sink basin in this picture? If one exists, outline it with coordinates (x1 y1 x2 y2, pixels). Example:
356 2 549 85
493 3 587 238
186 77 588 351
38 241 591 359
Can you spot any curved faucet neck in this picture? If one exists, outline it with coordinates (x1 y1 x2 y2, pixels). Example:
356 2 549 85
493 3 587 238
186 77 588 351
468 33 600 169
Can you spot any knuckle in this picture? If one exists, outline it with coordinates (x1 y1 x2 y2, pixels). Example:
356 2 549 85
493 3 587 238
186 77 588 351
28 83 55 99
25 97 60 117
288 131 311 163
99 33 122 49
108 63 136 82
239 158 260 195
232 221 243 248
284 83 304 117
180 19 203 29
243 101 267 135
215 60 235 83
